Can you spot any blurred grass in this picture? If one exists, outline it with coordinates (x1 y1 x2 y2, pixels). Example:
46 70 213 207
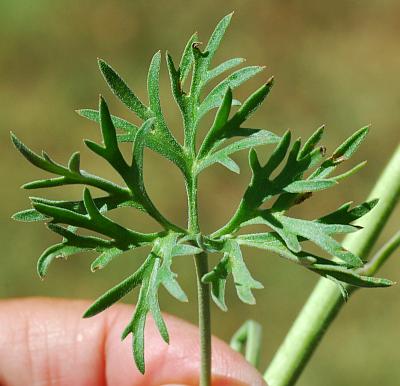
1 1 399 385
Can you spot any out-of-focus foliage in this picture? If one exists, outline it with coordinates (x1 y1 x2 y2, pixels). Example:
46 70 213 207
1 1 399 385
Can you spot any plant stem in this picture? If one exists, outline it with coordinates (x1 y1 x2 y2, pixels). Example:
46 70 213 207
264 144 400 386
187 175 212 386
195 251 212 386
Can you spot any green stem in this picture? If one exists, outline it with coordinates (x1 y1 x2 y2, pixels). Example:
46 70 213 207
195 251 212 386
361 230 400 277
187 175 212 386
230 319 263 369
264 144 400 386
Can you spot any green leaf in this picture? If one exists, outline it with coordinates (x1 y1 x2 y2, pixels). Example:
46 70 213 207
12 208 48 222
217 156 240 173
157 233 188 302
67 152 81 173
312 126 369 179
196 130 280 174
236 232 393 288
202 255 229 311
237 232 317 266
166 52 186 113
76 108 139 134
37 243 89 278
299 126 325 158
199 87 232 157
206 57 245 83
283 179 337 193
205 12 233 63
223 239 263 304
318 199 378 226
171 243 203 256
309 263 394 288
11 132 67 175
91 247 125 272
147 51 176 142
332 126 369 160
47 223 112 249
277 214 363 267
197 66 265 120
29 194 144 217
331 161 367 181
229 78 274 127
179 32 198 84
83 260 148 318
98 59 149 120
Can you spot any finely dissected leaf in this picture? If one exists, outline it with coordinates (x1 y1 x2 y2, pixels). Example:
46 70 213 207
202 255 229 311
236 233 393 288
76 109 139 134
309 263 394 288
147 51 182 155
33 189 155 246
223 239 263 305
311 126 369 179
91 247 125 272
12 208 48 222
206 57 245 83
196 130 280 174
11 132 67 175
83 260 148 318
157 233 188 302
217 156 240 173
179 32 198 84
205 13 233 61
197 66 265 120
204 239 263 308
318 199 378 226
120 233 186 373
230 78 274 127
283 179 337 193
47 223 112 249
171 244 203 256
98 59 149 120
199 87 233 157
299 126 324 158
12 12 391 377
78 106 186 173
37 243 89 278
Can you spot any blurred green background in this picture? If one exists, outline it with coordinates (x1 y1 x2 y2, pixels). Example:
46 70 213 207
1 1 399 385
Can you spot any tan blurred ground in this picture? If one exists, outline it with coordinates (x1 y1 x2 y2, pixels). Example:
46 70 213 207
1 1 399 385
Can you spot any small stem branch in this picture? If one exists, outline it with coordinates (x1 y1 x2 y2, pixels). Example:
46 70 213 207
361 230 400 277
264 144 400 386
230 320 263 369
187 174 212 386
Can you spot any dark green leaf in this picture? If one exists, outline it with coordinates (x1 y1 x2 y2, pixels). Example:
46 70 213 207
83 260 148 318
38 243 89 278
309 263 394 288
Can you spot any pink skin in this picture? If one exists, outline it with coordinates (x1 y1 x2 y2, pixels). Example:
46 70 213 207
0 298 267 386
